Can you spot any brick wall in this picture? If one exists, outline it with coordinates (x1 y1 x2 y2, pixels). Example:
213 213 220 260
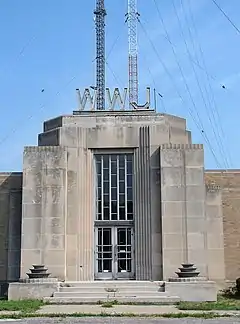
205 170 240 282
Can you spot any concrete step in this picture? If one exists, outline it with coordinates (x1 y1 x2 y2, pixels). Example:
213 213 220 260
54 291 168 298
58 286 165 293
61 281 164 288
45 296 180 304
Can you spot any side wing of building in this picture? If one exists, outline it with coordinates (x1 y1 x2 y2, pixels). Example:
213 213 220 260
205 170 240 282
0 173 22 288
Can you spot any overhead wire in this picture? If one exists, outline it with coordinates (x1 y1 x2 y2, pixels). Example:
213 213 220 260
0 76 76 147
211 0 240 35
101 22 127 93
157 21 227 90
186 0 226 137
188 0 238 215
139 16 221 167
138 45 167 112
1 20 126 152
105 23 127 91
106 61 125 89
170 0 230 169
0 35 36 77
146 1 238 216
154 1 237 216
186 0 233 167
0 31 124 160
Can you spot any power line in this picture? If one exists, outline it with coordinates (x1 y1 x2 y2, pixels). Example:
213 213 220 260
139 19 222 168
0 35 36 78
138 45 166 112
106 61 125 89
106 22 127 60
211 0 240 35
0 76 76 147
186 0 233 167
171 0 229 168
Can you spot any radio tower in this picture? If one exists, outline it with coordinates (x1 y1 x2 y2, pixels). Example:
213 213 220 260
94 0 106 110
127 0 139 107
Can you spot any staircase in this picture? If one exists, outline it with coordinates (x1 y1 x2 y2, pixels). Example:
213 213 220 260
45 281 180 304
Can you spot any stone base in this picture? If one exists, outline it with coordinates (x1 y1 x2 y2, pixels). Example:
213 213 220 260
8 281 59 301
19 278 58 284
165 280 217 302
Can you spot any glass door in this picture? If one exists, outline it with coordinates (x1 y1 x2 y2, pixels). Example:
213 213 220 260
95 227 134 280
95 227 113 280
115 227 134 279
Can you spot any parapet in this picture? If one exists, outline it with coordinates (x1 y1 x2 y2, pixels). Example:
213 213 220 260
160 144 203 150
24 146 66 153
206 184 221 193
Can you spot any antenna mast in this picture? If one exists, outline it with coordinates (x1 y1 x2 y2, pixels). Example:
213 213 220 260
127 0 139 107
94 0 106 110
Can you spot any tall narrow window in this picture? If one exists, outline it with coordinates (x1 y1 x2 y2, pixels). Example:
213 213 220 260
95 153 134 221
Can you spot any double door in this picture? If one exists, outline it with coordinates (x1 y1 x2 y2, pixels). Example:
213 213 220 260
95 226 134 280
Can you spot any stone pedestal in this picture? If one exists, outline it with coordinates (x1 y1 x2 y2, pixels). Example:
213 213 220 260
8 278 59 301
8 265 59 301
165 278 217 302
165 264 217 302
26 265 51 279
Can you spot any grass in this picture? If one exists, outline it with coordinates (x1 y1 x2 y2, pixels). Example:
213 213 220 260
178 295 240 311
101 301 115 308
0 312 229 320
0 299 45 313
1 295 240 318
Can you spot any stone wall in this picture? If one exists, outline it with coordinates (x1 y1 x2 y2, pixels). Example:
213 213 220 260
21 147 67 280
160 144 225 283
0 173 22 283
205 170 240 282
3 112 239 284
205 184 225 283
160 144 208 279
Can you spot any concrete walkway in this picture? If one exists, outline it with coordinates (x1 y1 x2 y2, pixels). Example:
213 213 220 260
35 305 240 316
37 305 180 315
1 305 240 318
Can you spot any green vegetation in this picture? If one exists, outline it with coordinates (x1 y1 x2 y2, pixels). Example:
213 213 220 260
178 295 240 311
101 301 115 308
0 311 227 320
178 279 240 311
0 299 45 313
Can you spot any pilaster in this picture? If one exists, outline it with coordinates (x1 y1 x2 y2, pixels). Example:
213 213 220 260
160 144 207 280
134 126 152 280
21 146 67 280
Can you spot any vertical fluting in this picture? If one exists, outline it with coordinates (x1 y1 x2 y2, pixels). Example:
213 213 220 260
134 126 152 280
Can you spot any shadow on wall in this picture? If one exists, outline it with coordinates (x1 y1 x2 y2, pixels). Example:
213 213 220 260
0 172 23 297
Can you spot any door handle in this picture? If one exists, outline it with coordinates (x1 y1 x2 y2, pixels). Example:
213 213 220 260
114 245 117 261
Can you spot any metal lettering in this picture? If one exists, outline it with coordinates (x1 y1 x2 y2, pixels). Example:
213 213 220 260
106 88 128 110
76 87 151 111
76 88 97 111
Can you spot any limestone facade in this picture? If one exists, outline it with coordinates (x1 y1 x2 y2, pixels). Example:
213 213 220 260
0 110 233 285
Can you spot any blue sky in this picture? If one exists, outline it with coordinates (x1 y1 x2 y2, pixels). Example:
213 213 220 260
0 0 239 171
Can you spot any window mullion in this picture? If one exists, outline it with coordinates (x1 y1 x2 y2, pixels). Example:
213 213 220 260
125 155 127 220
101 155 104 220
117 155 119 221
109 155 111 221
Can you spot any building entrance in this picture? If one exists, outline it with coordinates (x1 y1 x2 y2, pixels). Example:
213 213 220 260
94 153 134 280
95 226 134 280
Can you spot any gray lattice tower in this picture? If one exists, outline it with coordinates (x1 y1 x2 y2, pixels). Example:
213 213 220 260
94 0 106 110
128 0 139 107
